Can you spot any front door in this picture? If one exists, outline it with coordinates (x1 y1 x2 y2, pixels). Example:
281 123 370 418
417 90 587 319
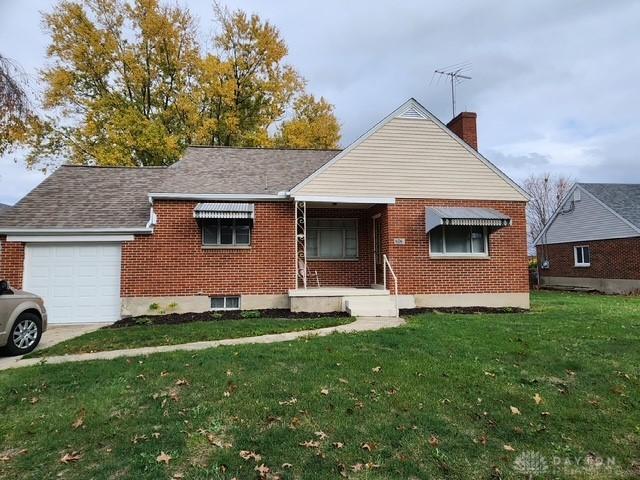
372 215 383 285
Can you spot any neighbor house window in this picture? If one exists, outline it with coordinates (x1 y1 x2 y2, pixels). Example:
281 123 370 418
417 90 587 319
211 296 240 310
574 245 590 267
202 219 251 246
430 226 488 256
307 218 358 260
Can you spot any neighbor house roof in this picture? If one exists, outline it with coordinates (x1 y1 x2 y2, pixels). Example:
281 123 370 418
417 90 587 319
0 147 339 233
155 146 340 196
0 203 10 213
0 166 166 232
579 183 640 229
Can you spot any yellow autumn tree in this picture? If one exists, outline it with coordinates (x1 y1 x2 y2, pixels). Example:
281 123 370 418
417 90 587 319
276 95 340 149
12 0 340 167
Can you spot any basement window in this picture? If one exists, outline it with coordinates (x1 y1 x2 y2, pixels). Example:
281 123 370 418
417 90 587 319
574 245 591 267
210 296 240 311
429 226 488 256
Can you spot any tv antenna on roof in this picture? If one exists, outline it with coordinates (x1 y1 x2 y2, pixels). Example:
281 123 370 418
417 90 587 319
433 63 472 117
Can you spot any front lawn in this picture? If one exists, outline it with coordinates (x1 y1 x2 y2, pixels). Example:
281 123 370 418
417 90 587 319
28 316 352 357
1 291 639 479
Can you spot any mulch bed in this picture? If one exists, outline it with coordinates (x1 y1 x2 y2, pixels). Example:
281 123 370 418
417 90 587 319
109 309 351 329
400 306 528 315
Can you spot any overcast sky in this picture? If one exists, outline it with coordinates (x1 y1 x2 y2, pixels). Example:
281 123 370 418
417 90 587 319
1 0 639 205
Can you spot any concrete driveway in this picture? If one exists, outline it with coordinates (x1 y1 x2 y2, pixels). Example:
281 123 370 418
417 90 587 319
0 323 109 370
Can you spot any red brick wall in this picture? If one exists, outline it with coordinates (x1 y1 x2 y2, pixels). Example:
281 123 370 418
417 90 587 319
121 201 297 296
0 236 25 289
305 208 375 287
446 112 478 150
386 199 529 294
537 237 640 280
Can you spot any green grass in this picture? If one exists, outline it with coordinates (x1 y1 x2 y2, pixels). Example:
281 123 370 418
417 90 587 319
27 317 353 357
1 291 639 479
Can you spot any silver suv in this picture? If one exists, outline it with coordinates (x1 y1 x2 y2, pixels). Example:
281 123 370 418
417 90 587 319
0 280 47 355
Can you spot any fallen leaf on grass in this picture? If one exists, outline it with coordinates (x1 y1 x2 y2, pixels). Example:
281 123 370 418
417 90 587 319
484 371 496 378
372 366 382 373
0 449 28 462
314 431 328 440
503 444 516 452
533 393 544 405
510 406 521 415
300 440 320 448
156 451 172 464
30 397 39 404
279 397 297 406
361 442 374 451
255 464 270 477
541 411 551 417
160 371 169 377
282 462 293 468
223 391 231 397
428 435 439 447
72 410 85 429
320 388 329 396
332 442 344 449
175 379 189 386
338 378 349 384
239 450 261 462
60 451 82 464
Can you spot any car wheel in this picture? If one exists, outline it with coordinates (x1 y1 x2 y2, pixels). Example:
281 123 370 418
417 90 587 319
5 313 42 356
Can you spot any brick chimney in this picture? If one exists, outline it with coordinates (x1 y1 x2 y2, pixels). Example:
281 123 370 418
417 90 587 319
446 112 477 150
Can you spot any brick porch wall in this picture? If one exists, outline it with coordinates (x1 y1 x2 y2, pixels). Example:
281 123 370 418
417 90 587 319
536 237 640 280
386 199 529 294
121 201 296 296
0 236 25 289
305 207 376 287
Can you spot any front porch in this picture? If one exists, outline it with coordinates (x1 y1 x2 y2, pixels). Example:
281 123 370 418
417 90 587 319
288 286 397 317
292 196 399 317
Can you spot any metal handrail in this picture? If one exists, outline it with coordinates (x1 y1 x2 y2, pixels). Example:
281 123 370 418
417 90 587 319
382 254 399 317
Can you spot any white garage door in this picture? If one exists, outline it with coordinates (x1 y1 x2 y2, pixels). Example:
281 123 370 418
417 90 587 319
24 243 121 324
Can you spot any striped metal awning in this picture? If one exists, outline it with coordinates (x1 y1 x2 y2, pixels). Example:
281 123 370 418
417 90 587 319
193 203 255 220
425 207 511 232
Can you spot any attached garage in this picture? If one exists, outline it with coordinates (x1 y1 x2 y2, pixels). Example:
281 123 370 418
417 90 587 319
23 243 122 324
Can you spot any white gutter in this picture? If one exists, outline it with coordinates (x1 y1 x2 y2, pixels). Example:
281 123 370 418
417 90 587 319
0 228 153 235
149 193 289 201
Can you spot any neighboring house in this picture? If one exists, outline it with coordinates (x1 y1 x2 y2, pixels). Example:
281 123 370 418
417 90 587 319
535 183 640 294
0 203 10 214
0 99 530 324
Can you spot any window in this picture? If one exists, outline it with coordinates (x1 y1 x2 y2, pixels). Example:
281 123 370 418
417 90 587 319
430 226 488 256
574 245 590 267
307 218 358 260
211 296 240 310
202 219 251 246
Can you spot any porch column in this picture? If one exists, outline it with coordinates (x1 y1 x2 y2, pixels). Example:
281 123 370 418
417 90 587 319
295 201 307 288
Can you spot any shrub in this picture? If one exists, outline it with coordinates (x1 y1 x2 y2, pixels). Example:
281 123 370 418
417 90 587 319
240 310 261 319
135 317 153 326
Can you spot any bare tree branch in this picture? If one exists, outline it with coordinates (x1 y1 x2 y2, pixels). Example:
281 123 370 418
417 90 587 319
0 53 30 120
523 173 573 245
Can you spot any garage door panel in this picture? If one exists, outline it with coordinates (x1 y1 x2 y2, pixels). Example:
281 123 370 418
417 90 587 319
24 243 121 324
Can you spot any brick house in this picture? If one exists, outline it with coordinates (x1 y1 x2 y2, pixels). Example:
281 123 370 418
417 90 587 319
535 183 640 294
0 99 530 324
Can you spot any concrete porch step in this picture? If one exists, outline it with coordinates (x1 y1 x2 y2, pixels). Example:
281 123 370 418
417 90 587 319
344 295 397 317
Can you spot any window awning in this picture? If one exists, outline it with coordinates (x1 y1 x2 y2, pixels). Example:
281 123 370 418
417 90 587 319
193 203 255 220
425 207 511 232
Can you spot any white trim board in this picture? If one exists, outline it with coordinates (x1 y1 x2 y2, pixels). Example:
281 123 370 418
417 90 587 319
7 235 134 243
0 228 150 235
293 195 395 204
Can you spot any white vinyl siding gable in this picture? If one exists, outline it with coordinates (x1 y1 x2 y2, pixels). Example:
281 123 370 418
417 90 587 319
540 187 639 245
295 117 525 201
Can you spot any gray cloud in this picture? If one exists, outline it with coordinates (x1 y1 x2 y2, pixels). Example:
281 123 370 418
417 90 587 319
1 0 639 203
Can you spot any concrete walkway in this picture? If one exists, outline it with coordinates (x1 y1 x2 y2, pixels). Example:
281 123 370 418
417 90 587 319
0 323 108 371
0 316 405 371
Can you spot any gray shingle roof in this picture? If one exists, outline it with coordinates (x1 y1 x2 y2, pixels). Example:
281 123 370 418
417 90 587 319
159 146 340 195
0 203 10 212
0 166 166 231
580 183 640 229
0 147 340 232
